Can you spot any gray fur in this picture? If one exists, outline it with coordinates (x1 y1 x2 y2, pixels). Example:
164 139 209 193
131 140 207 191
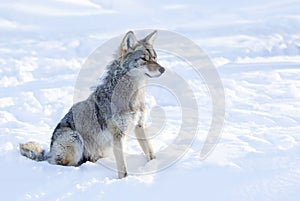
19 30 165 179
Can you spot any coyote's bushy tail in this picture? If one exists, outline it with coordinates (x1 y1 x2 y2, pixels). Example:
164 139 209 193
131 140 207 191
19 141 47 161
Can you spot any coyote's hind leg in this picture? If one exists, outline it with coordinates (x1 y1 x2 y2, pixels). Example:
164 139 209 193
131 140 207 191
48 128 84 166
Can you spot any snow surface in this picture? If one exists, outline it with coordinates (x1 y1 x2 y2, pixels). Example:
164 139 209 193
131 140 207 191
1 0 300 200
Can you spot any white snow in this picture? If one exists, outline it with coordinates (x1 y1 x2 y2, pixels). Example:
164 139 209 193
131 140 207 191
1 0 300 200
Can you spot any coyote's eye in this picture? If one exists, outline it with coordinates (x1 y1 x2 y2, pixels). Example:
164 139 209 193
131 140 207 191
140 54 149 62
136 56 147 66
140 57 147 61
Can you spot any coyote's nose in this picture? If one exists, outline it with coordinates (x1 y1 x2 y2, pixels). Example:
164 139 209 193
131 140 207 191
159 67 165 74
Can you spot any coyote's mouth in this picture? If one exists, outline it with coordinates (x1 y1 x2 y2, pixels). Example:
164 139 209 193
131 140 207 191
145 73 152 78
145 73 162 78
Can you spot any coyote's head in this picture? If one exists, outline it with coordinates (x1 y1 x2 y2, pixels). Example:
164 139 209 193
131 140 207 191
117 30 165 78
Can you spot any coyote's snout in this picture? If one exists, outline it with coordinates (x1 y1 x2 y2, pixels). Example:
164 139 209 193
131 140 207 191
20 30 165 179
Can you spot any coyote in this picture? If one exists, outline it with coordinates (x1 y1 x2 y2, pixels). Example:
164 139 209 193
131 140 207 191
20 30 165 179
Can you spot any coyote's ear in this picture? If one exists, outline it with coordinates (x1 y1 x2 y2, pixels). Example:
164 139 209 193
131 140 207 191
144 30 157 45
121 31 138 52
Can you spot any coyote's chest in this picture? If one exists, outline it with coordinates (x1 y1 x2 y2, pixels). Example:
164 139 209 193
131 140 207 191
110 109 144 134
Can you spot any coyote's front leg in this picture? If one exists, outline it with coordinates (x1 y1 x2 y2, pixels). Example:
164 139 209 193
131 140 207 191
112 130 127 179
135 125 155 161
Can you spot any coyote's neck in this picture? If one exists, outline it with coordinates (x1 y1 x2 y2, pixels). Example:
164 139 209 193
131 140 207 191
93 60 147 113
112 73 147 113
